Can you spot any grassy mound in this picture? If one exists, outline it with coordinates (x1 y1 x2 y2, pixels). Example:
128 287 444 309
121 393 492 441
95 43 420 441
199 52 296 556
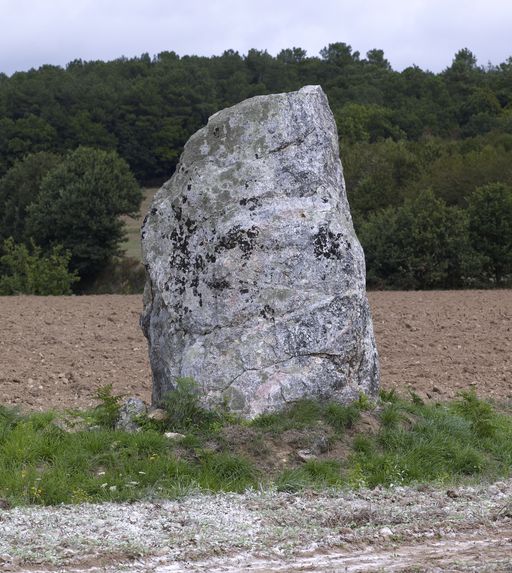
1 385 511 507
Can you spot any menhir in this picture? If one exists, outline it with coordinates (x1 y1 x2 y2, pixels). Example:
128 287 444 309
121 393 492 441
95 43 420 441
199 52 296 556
141 85 380 418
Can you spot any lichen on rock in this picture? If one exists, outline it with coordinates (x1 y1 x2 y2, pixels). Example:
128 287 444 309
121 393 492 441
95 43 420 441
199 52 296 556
141 85 380 418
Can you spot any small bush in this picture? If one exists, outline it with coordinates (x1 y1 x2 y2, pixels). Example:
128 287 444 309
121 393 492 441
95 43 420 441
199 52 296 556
379 388 399 403
93 384 123 429
0 237 79 295
161 378 219 432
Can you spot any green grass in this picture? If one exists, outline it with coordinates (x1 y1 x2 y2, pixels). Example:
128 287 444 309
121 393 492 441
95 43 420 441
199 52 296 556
1 390 511 507
250 398 361 434
350 391 512 488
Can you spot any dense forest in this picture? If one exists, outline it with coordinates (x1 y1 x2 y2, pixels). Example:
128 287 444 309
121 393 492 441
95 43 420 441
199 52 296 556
1 43 511 290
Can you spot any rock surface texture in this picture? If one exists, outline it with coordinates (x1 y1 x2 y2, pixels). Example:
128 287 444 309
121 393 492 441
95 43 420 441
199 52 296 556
141 85 379 417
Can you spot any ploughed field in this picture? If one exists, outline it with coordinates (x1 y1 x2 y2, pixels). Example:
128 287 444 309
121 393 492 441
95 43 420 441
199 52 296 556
0 291 511 411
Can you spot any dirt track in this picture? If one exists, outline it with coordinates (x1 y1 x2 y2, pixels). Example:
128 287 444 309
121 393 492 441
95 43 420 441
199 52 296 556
0 291 511 411
1 480 512 572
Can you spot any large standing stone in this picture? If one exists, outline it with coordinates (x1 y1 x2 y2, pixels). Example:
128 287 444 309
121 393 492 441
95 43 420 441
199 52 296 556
141 85 379 418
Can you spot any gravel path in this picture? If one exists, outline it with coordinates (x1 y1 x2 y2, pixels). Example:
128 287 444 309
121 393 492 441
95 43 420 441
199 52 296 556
1 479 511 572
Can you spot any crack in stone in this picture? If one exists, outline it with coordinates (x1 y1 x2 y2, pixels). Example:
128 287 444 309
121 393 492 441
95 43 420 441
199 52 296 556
268 129 315 154
220 351 343 392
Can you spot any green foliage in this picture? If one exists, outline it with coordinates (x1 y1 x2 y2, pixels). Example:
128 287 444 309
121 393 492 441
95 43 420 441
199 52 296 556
26 146 142 285
0 406 257 506
251 399 326 433
92 384 123 429
1 45 512 290
0 237 78 295
344 140 422 219
379 388 399 403
0 152 60 244
275 468 315 493
360 190 480 289
335 103 403 144
0 405 21 442
251 400 309 431
467 183 512 284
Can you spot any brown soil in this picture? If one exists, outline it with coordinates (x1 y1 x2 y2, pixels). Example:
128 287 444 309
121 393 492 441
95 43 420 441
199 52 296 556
0 290 511 411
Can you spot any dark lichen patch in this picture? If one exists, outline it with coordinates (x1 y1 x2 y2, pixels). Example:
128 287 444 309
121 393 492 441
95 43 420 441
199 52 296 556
172 300 192 316
168 225 191 272
171 203 182 222
239 288 249 295
215 225 260 260
207 279 231 290
185 218 197 233
239 197 261 212
193 254 205 272
260 305 275 320
172 275 187 296
313 225 344 260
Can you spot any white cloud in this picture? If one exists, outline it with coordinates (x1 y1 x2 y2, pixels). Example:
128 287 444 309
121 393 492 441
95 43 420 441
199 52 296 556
0 0 511 75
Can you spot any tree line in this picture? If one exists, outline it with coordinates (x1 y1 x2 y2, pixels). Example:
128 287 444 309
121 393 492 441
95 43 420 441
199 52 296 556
0 43 511 291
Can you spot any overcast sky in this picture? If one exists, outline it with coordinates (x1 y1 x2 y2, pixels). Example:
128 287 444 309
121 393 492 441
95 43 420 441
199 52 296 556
1 0 511 76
